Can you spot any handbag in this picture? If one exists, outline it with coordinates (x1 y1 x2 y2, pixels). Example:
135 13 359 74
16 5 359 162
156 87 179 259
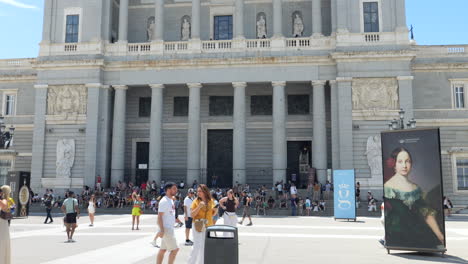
194 201 209 232
0 210 12 221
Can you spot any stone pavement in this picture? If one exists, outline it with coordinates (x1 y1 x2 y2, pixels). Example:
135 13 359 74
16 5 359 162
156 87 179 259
9 214 468 264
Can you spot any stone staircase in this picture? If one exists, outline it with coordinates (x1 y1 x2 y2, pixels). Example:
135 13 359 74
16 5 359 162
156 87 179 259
28 189 381 217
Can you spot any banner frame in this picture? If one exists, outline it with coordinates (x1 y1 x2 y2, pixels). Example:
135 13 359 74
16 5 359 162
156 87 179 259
333 169 357 222
381 127 447 255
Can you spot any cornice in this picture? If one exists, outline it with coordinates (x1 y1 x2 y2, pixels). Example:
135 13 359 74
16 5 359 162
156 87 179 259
331 50 416 62
412 63 468 72
0 75 36 83
32 59 105 70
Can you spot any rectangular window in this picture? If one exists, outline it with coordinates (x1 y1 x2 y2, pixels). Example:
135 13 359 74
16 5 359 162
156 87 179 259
214 15 233 40
173 96 189 116
0 160 12 186
138 97 151 117
288 95 310 115
65 15 79 43
457 158 468 190
4 94 16 116
251 95 272 115
363 2 379 33
209 96 233 116
454 85 465 109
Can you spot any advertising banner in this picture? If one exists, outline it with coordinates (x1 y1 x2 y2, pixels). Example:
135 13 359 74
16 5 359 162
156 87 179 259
381 128 446 253
333 169 356 220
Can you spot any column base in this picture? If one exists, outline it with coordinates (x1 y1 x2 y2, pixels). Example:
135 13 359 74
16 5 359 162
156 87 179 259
271 37 285 50
189 38 202 53
151 40 164 54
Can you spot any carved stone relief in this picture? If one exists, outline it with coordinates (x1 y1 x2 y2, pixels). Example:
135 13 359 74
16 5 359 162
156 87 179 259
56 139 75 178
47 85 87 119
366 135 382 180
352 78 399 111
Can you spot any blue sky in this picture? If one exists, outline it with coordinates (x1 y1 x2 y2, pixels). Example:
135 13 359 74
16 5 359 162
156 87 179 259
0 0 467 59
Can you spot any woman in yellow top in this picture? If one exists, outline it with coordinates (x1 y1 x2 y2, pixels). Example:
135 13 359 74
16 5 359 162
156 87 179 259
131 193 142 230
188 184 216 264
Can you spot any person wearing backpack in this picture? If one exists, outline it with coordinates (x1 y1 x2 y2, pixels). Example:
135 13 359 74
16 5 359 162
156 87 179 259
61 191 80 243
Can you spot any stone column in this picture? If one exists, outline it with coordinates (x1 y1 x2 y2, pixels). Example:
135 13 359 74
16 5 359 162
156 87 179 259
149 84 165 184
233 82 247 185
102 0 113 42
154 0 164 41
312 81 327 184
312 0 323 37
30 84 48 191
118 0 129 42
336 78 353 169
187 83 202 185
395 0 407 32
97 86 112 188
42 0 53 43
234 0 245 39
110 85 128 186
336 0 348 33
272 81 287 184
191 0 201 39
84 83 102 188
331 0 337 34
397 76 414 123
273 0 283 37
330 80 339 169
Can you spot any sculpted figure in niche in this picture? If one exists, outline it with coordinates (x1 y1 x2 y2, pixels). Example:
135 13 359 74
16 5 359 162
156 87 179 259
181 17 191 40
147 16 155 41
56 139 75 178
293 13 304 37
366 135 382 179
257 15 267 39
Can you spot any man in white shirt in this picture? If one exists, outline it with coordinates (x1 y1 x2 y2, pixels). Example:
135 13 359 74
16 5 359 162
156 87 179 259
183 188 195 246
156 182 179 264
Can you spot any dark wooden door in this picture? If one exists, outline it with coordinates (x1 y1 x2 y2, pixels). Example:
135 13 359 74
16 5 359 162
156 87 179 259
136 142 149 186
287 141 312 188
207 130 233 188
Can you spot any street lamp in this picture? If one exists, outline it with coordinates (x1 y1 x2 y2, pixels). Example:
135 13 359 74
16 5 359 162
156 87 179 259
0 115 15 149
387 109 416 130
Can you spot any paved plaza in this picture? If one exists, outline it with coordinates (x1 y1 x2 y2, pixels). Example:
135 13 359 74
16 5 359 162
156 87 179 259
8 214 468 264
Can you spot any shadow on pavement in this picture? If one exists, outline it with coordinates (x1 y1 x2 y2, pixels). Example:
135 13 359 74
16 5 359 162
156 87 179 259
391 252 468 264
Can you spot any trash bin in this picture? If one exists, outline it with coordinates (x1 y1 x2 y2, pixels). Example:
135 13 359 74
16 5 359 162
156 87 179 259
204 225 239 264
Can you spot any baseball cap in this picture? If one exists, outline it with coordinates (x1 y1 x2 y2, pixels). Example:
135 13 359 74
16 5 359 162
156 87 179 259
188 188 195 193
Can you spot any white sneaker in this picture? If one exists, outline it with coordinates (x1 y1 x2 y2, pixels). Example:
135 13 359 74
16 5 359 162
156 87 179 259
70 239 76 243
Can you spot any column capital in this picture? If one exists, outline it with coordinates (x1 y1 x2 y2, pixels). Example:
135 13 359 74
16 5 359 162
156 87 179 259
328 80 337 85
85 83 103 89
149 84 165 89
272 81 286 87
187 83 202 89
336 77 353 83
232 82 247 88
112 85 128 90
34 84 49 89
397 76 414 81
311 80 327 86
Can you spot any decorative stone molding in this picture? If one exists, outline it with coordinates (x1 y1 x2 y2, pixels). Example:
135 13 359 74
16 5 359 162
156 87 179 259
272 81 286 87
232 82 247 88
187 83 202 89
311 80 327 86
352 78 399 111
149 84 165 89
47 85 87 120
396 76 414 81
112 85 128 90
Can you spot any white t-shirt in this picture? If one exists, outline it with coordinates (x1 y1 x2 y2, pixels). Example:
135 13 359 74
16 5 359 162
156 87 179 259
290 186 297 195
184 196 194 218
158 196 176 231
277 184 283 192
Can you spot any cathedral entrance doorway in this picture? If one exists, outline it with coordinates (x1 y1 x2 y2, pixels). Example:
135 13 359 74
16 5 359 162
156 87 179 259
287 141 312 189
207 129 233 188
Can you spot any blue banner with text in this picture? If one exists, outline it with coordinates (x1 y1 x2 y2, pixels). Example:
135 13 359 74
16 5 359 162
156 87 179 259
333 170 356 220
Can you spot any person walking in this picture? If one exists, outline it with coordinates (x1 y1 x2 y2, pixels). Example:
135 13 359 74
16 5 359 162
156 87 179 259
220 189 239 236
183 188 195 246
44 194 53 224
156 182 180 264
61 191 80 243
0 185 12 264
88 194 96 227
238 191 253 226
188 184 216 264
131 194 143 230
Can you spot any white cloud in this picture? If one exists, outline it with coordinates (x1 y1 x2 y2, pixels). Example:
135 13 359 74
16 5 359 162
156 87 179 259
0 0 37 9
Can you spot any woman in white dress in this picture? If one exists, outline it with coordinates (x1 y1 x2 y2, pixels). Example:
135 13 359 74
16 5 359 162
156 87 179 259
88 194 96 227
0 185 12 264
